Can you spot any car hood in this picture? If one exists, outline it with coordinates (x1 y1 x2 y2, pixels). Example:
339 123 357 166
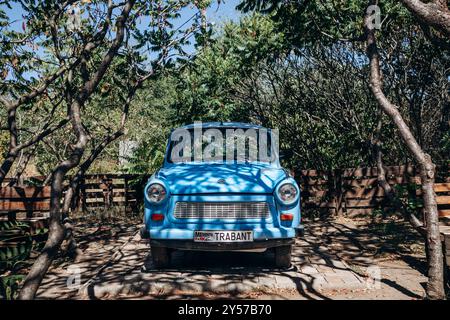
156 164 288 194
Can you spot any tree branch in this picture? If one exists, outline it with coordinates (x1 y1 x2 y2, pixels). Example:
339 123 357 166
400 0 450 37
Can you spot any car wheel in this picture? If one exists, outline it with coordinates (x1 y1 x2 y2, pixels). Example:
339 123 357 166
151 246 170 268
274 245 292 268
140 226 149 239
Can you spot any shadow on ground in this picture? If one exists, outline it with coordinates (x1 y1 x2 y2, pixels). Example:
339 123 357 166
36 217 428 300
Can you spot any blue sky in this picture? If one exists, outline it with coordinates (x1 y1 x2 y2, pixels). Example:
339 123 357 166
4 0 243 31
2 0 244 79
206 0 242 25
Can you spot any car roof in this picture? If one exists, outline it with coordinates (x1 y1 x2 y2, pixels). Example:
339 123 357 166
177 122 265 130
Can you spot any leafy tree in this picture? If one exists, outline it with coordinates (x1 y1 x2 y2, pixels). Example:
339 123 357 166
0 0 209 299
235 0 449 299
169 13 286 122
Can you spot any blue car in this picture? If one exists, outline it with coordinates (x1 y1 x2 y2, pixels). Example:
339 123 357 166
140 122 303 268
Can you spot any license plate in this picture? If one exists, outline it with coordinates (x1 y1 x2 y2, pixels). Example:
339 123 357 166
194 230 253 243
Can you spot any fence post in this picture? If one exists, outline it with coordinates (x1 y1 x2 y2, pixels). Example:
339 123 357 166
334 168 344 216
124 176 129 214
328 169 344 216
327 169 340 216
103 177 113 211
81 177 87 212
406 164 423 226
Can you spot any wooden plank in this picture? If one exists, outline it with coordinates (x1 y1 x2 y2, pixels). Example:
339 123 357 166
304 202 335 208
346 198 384 208
300 184 328 191
0 201 50 211
112 191 137 196
439 225 450 234
342 167 377 178
342 177 411 187
343 178 378 187
434 183 450 193
344 187 385 199
82 182 113 189
442 229 450 265
341 165 416 178
84 194 105 199
438 209 450 217
0 186 51 199
383 165 416 177
444 238 450 256
300 174 329 181
302 190 328 198
345 208 376 217
301 179 329 186
84 173 141 180
436 196 450 205
113 197 127 202
85 198 104 203
84 188 105 193
111 187 137 192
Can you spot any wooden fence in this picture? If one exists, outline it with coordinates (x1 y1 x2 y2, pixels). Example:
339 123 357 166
0 174 148 216
1 165 448 272
0 174 147 259
0 165 449 266
76 174 147 213
0 186 50 257
299 164 450 218
0 164 448 220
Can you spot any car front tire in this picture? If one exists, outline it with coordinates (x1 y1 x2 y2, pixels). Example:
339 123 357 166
140 226 149 239
274 244 292 268
151 245 170 268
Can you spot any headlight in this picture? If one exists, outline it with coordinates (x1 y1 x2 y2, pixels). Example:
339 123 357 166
277 183 298 205
147 183 167 204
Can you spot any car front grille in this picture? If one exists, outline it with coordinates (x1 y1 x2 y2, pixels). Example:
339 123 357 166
174 202 270 219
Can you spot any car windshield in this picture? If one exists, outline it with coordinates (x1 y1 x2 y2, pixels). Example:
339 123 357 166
166 127 278 164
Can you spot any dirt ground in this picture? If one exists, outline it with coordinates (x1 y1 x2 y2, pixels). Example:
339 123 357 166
32 214 435 300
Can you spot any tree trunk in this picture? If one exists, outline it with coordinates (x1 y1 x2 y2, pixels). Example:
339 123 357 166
365 3 445 299
372 112 425 232
17 167 68 299
8 145 38 187
0 107 19 185
420 158 445 298
18 0 136 299
18 99 89 299
0 154 17 185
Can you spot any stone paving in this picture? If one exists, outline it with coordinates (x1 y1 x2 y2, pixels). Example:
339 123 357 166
36 219 427 299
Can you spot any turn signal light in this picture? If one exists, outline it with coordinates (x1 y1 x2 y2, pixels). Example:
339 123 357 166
151 213 164 221
280 213 294 221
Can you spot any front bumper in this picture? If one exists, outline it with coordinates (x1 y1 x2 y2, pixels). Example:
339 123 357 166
150 238 294 251
140 225 305 240
148 226 297 240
